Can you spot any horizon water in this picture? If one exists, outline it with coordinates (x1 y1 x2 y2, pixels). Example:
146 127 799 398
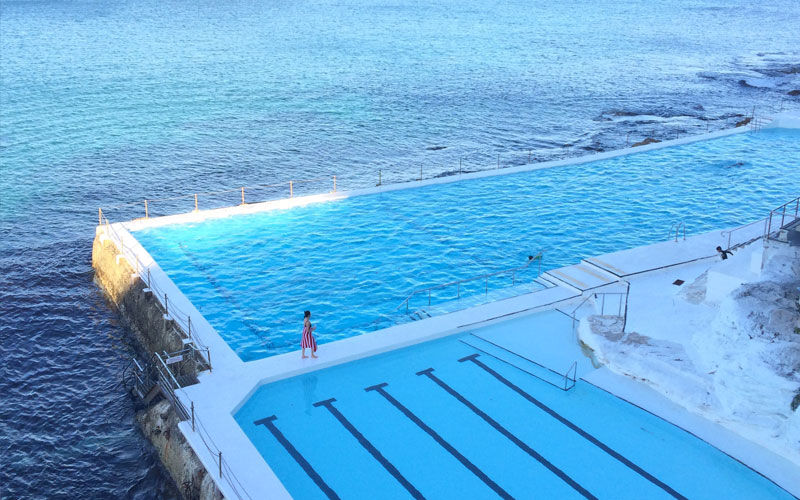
2 0 800 496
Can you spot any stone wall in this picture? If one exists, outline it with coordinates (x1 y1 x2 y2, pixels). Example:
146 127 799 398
92 233 222 500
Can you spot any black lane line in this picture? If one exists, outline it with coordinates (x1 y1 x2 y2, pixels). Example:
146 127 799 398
460 354 688 500
365 382 513 500
254 416 340 500
313 398 424 500
416 368 597 500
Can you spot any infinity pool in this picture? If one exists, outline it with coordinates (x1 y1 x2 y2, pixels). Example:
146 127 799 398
234 311 791 499
133 128 799 361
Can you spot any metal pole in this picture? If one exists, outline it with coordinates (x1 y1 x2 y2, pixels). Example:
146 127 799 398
144 199 149 219
528 150 531 163
428 290 431 306
378 169 382 186
289 181 293 198
497 154 500 169
194 194 198 211
457 282 460 298
333 175 337 192
147 268 151 287
459 158 462 174
188 316 192 336
241 187 245 205
98 208 102 226
219 452 222 478
191 402 195 431
485 277 488 295
601 294 606 314
164 294 168 316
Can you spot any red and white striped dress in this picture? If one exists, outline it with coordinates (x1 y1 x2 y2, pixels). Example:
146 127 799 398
301 323 317 352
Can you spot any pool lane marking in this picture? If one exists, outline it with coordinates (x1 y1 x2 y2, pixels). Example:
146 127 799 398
415 368 597 500
253 415 340 500
365 382 513 500
459 354 688 500
312 398 424 500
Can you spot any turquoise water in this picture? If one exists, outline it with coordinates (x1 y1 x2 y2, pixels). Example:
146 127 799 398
234 311 791 499
134 129 799 361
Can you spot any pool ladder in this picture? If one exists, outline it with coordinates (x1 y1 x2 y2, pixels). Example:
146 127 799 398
668 221 686 242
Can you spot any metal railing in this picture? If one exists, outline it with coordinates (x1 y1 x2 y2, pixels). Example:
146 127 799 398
720 217 769 250
396 252 543 313
564 281 631 333
766 196 800 239
98 215 212 370
668 221 686 242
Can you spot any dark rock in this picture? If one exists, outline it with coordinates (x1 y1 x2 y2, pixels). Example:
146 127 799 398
792 392 800 412
788 89 800 96
425 145 447 151
631 137 661 147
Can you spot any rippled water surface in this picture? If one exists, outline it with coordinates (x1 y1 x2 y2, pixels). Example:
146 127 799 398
1 0 799 496
135 129 800 361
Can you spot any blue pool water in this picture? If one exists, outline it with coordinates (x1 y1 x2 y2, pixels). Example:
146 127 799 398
234 311 791 499
134 129 800 361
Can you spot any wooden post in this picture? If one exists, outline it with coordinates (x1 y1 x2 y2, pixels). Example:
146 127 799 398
289 181 293 198
144 199 149 219
194 194 198 211
241 187 245 205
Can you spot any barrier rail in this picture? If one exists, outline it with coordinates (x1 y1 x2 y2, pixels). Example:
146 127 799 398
564 281 631 333
396 252 544 313
98 215 212 369
720 217 769 250
766 196 800 240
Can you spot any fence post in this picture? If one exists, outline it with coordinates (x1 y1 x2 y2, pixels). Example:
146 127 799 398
191 402 195 432
98 207 103 226
144 199 149 219
194 194 198 212
289 181 293 198
333 175 337 192
241 187 245 205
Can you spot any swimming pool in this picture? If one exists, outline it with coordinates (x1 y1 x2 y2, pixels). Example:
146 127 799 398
233 311 791 499
133 128 800 361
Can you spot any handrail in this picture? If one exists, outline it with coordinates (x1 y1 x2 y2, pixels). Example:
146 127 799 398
668 221 685 242
564 281 631 333
98 216 212 370
396 252 543 313
720 217 768 250
766 196 800 239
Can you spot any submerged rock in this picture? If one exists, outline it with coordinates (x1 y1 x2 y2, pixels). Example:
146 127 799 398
788 90 800 96
735 116 752 127
631 137 660 147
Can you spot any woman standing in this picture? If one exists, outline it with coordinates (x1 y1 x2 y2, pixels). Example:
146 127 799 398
301 310 318 359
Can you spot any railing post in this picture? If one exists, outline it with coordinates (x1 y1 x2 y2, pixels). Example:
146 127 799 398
457 282 460 298
333 175 337 192
191 402 195 432
289 181 293 198
378 169 382 186
241 187 245 205
98 207 102 226
188 316 192 336
147 268 151 287
219 451 222 478
428 290 431 306
164 294 169 316
497 154 500 169
485 277 488 295
459 158 462 174
194 194 198 212
144 199 149 219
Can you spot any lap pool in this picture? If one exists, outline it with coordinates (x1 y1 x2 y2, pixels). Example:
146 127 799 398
132 128 799 361
233 311 791 500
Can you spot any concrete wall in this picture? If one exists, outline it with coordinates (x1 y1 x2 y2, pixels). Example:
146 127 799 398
92 234 222 500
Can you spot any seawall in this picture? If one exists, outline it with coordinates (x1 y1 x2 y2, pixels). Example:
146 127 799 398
92 234 223 500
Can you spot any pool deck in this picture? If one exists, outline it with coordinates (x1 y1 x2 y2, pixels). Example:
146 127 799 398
100 116 800 499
